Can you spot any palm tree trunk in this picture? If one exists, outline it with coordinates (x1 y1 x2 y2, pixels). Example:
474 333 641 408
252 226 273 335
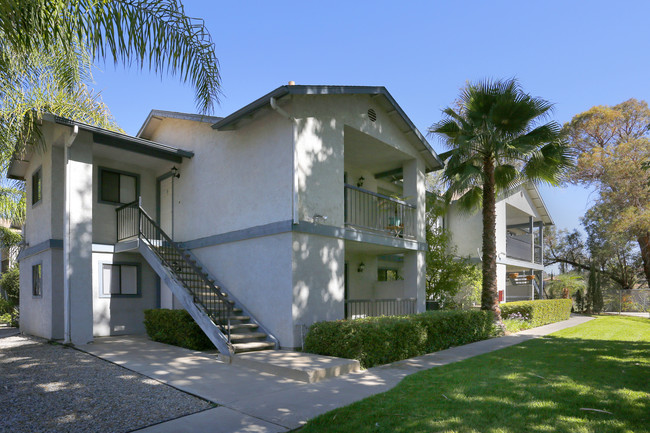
481 156 503 325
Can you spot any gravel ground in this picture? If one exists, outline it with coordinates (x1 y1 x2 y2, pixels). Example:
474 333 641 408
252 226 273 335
0 332 212 433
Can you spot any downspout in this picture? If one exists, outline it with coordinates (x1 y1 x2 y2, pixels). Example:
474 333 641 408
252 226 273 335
270 97 299 224
63 125 79 344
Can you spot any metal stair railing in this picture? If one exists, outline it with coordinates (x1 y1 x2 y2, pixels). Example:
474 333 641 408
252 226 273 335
116 198 232 341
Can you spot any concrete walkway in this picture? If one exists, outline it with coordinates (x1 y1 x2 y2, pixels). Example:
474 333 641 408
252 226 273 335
79 315 593 433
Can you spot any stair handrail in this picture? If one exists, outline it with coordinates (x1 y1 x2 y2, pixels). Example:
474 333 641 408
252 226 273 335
116 199 233 341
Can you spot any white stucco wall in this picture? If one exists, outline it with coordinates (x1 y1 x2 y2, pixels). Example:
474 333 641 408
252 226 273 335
18 250 64 339
191 233 294 347
289 94 426 229
24 136 52 246
292 233 344 347
92 251 158 336
149 116 294 241
345 253 378 299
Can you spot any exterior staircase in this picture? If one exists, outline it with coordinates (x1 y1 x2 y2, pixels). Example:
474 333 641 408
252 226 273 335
116 199 277 355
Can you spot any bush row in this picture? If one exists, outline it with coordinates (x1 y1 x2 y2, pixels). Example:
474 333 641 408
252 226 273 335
143 309 214 351
500 299 573 327
304 310 494 369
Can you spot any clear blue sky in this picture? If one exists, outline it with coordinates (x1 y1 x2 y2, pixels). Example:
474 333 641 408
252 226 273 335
91 0 650 234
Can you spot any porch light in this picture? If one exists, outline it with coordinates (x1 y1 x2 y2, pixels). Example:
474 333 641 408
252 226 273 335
357 262 365 273
170 166 180 178
357 176 364 187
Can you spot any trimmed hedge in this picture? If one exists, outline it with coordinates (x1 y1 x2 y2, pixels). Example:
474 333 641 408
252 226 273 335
500 299 573 328
304 310 494 368
143 309 214 351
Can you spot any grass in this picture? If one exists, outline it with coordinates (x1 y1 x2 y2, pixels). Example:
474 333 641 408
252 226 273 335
299 316 650 433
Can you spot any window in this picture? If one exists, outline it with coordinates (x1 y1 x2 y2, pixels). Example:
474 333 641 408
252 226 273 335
101 263 139 296
378 268 401 282
32 168 42 205
99 168 138 205
32 263 42 297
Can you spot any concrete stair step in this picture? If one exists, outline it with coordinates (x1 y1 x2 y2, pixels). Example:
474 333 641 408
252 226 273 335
229 331 268 342
216 315 250 323
227 323 259 331
232 341 276 354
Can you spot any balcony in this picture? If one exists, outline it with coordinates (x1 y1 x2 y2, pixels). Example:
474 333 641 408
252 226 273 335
344 184 416 240
345 298 417 319
506 234 542 264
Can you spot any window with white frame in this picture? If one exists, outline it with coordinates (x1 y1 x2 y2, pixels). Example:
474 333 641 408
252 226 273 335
101 263 139 296
99 168 138 205
32 263 42 297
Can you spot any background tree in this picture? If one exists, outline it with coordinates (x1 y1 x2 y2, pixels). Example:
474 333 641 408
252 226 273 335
424 209 480 309
545 272 586 300
430 79 573 325
544 214 643 291
563 99 650 286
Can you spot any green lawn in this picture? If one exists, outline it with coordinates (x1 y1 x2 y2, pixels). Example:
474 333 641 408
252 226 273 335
300 316 650 433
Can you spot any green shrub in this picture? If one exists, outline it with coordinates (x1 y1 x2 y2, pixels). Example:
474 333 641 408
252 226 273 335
0 267 19 306
304 310 494 368
500 299 573 328
0 298 18 326
143 309 214 351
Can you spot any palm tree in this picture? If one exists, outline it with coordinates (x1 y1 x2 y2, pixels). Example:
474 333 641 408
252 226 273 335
0 0 221 114
0 0 222 224
430 79 573 325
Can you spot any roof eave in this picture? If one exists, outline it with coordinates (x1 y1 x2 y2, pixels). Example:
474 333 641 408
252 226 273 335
211 85 444 171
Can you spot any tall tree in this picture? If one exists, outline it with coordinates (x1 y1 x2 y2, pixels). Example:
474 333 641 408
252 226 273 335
564 99 650 286
430 79 572 325
0 0 221 114
0 43 119 224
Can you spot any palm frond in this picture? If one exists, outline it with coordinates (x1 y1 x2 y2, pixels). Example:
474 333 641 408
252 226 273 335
0 0 222 114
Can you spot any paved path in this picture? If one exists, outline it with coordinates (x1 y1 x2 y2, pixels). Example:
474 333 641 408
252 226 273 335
79 315 593 433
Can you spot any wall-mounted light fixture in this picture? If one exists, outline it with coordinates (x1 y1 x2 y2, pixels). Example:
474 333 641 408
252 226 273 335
357 262 365 273
357 176 365 188
170 166 180 178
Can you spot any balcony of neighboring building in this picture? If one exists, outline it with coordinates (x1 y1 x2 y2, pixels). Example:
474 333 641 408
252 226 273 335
505 204 544 266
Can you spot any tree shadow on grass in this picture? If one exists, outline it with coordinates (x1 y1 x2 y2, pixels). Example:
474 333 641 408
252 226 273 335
301 336 650 433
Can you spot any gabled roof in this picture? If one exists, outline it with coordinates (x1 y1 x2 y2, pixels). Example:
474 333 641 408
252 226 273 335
211 85 444 171
137 109 223 140
523 183 554 226
7 113 194 180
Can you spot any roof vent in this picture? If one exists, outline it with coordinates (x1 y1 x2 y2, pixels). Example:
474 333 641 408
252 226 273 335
367 108 377 122
288 81 296 86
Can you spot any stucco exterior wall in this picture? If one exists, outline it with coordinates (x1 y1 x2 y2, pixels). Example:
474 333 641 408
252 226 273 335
345 253 377 299
24 135 52 245
289 94 425 229
18 249 64 339
92 251 158 336
149 117 293 242
292 233 344 347
191 233 294 347
446 206 484 258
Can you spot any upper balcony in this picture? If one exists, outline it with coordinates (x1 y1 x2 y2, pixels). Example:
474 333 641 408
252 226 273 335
344 184 416 240
505 204 543 264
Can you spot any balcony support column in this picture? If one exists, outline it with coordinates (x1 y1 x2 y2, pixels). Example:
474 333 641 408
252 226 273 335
404 250 426 313
402 159 425 243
